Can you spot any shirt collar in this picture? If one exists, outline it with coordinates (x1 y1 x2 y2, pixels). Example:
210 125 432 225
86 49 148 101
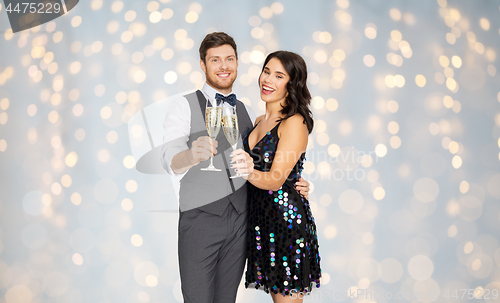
201 82 234 106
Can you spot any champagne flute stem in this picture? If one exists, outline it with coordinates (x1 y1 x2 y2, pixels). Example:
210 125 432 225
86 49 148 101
211 136 218 167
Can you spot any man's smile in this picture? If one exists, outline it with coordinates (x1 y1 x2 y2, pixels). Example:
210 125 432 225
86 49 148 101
217 72 231 79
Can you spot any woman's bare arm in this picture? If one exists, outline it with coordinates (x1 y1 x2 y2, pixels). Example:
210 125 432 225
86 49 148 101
235 114 308 191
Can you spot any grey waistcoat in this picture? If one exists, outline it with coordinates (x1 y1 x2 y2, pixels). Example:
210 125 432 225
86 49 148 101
178 90 253 215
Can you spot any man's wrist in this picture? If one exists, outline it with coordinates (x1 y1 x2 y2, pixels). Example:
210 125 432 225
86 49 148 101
186 149 199 167
171 149 193 174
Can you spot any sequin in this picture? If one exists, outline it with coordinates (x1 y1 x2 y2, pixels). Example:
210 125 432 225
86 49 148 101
243 121 321 295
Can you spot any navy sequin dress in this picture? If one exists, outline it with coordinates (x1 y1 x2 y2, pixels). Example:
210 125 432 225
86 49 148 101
243 121 321 295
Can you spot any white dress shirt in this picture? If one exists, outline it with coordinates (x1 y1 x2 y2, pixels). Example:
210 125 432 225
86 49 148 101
161 83 257 187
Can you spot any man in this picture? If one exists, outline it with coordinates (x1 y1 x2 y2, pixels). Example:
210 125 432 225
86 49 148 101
161 32 310 303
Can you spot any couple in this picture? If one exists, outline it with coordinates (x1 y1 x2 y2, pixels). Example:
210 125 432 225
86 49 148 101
161 32 321 303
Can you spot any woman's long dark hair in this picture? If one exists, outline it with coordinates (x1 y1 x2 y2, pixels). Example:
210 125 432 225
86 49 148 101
261 51 314 134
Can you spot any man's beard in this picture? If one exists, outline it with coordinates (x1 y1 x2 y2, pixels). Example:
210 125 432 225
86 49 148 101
205 71 237 92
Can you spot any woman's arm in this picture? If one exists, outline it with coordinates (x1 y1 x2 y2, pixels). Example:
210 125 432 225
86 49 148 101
232 114 308 191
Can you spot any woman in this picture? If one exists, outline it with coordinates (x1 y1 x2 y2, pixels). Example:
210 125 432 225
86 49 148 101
231 51 321 302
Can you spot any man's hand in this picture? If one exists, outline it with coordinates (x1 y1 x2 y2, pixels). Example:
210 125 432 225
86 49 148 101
190 136 218 165
229 148 254 179
170 136 218 174
295 177 310 199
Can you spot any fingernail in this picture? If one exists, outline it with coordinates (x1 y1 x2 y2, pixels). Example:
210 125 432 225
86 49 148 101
230 165 233 167
230 153 233 156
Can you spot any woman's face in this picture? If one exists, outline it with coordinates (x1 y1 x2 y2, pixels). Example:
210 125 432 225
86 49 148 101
259 57 289 104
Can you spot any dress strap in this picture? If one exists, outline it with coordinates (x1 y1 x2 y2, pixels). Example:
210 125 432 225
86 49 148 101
272 120 282 137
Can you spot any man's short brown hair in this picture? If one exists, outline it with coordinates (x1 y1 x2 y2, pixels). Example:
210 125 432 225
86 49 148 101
199 32 238 63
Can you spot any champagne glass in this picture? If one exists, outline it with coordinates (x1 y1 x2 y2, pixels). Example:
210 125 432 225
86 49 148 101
200 98 222 171
222 106 248 178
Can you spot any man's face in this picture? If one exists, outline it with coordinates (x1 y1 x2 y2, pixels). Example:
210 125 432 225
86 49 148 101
200 44 238 94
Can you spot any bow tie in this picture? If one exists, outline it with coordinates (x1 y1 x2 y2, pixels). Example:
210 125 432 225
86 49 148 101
215 93 237 107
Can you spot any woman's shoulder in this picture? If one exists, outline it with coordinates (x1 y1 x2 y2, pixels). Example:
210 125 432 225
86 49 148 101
281 113 307 128
278 114 308 136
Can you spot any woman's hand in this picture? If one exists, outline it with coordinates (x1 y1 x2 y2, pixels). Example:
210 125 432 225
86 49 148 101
230 149 254 179
295 177 310 199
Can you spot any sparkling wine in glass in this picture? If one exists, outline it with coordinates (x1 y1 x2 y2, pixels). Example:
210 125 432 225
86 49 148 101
222 106 247 178
200 99 222 171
